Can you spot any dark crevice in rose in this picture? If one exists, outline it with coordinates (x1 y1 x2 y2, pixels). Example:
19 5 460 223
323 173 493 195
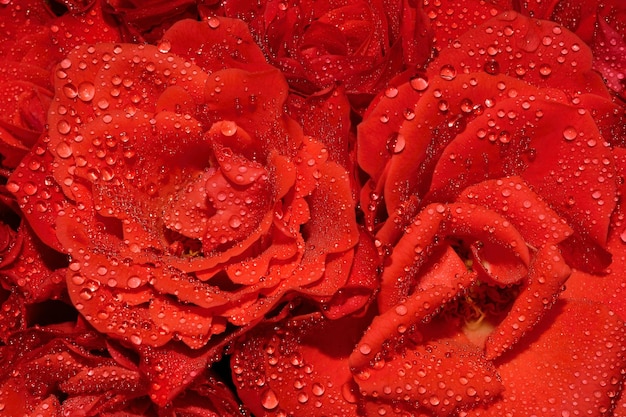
47 0 69 17
26 299 78 327
211 354 238 394
205 271 245 293
0 203 20 231
441 282 522 329
163 229 203 257
94 212 125 242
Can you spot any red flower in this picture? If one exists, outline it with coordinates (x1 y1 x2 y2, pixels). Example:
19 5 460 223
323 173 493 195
0 322 245 416
231 297 625 416
0 0 121 173
8 17 364 353
517 0 626 100
206 0 432 104
0 188 69 340
359 11 621 272
104 0 201 42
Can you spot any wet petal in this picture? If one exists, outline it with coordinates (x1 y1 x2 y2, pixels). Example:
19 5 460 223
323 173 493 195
484 244 571 359
465 300 626 416
379 202 529 309
232 312 369 417
355 339 503 416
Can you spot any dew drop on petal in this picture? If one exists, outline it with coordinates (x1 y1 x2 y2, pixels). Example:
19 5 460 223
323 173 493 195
395 304 408 316
229 215 242 229
563 126 577 141
130 334 142 345
409 75 429 91
207 16 221 29
56 142 73 158
127 276 142 289
359 343 372 355
341 382 358 403
157 40 171 53
63 83 78 98
57 120 71 135
221 121 238 137
312 383 325 396
77 81 95 102
385 87 399 98
261 389 279 410
539 64 552 76
439 64 457 80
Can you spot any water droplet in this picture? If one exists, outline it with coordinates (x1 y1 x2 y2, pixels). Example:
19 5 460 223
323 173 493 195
539 64 552 76
56 142 73 158
384 87 398 98
409 75 429 91
207 16 221 28
439 64 457 80
127 276 142 289
229 215 242 229
261 389 279 410
312 383 325 396
359 343 372 355
23 182 38 196
157 40 171 53
341 382 358 403
498 131 511 143
63 83 78 98
57 120 71 135
483 60 500 75
395 304 408 316
562 126 577 141
77 81 95 102
221 121 238 136
130 334 142 345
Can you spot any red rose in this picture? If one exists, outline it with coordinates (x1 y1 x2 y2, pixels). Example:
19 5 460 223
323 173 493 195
518 0 626 100
231 297 625 416
104 0 201 42
0 323 245 416
9 17 362 354
0 188 69 340
359 11 621 272
0 0 121 172
211 10 615 416
206 0 432 104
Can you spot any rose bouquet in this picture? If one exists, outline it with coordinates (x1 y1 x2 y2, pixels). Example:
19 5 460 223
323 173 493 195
0 0 624 416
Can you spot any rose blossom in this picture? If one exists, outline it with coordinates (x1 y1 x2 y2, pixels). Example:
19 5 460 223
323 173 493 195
205 0 432 105
8 15 365 357
0 188 69 340
0 0 121 174
104 0 201 42
0 322 246 416
517 0 626 100
227 10 626 417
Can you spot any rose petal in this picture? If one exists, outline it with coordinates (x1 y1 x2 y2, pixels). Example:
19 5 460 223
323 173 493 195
350 284 468 371
464 300 626 416
458 176 574 247
429 95 615 264
163 18 273 73
232 312 370 417
139 343 217 406
379 202 529 309
322 228 380 319
484 244 571 359
355 339 503 416
429 11 609 97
